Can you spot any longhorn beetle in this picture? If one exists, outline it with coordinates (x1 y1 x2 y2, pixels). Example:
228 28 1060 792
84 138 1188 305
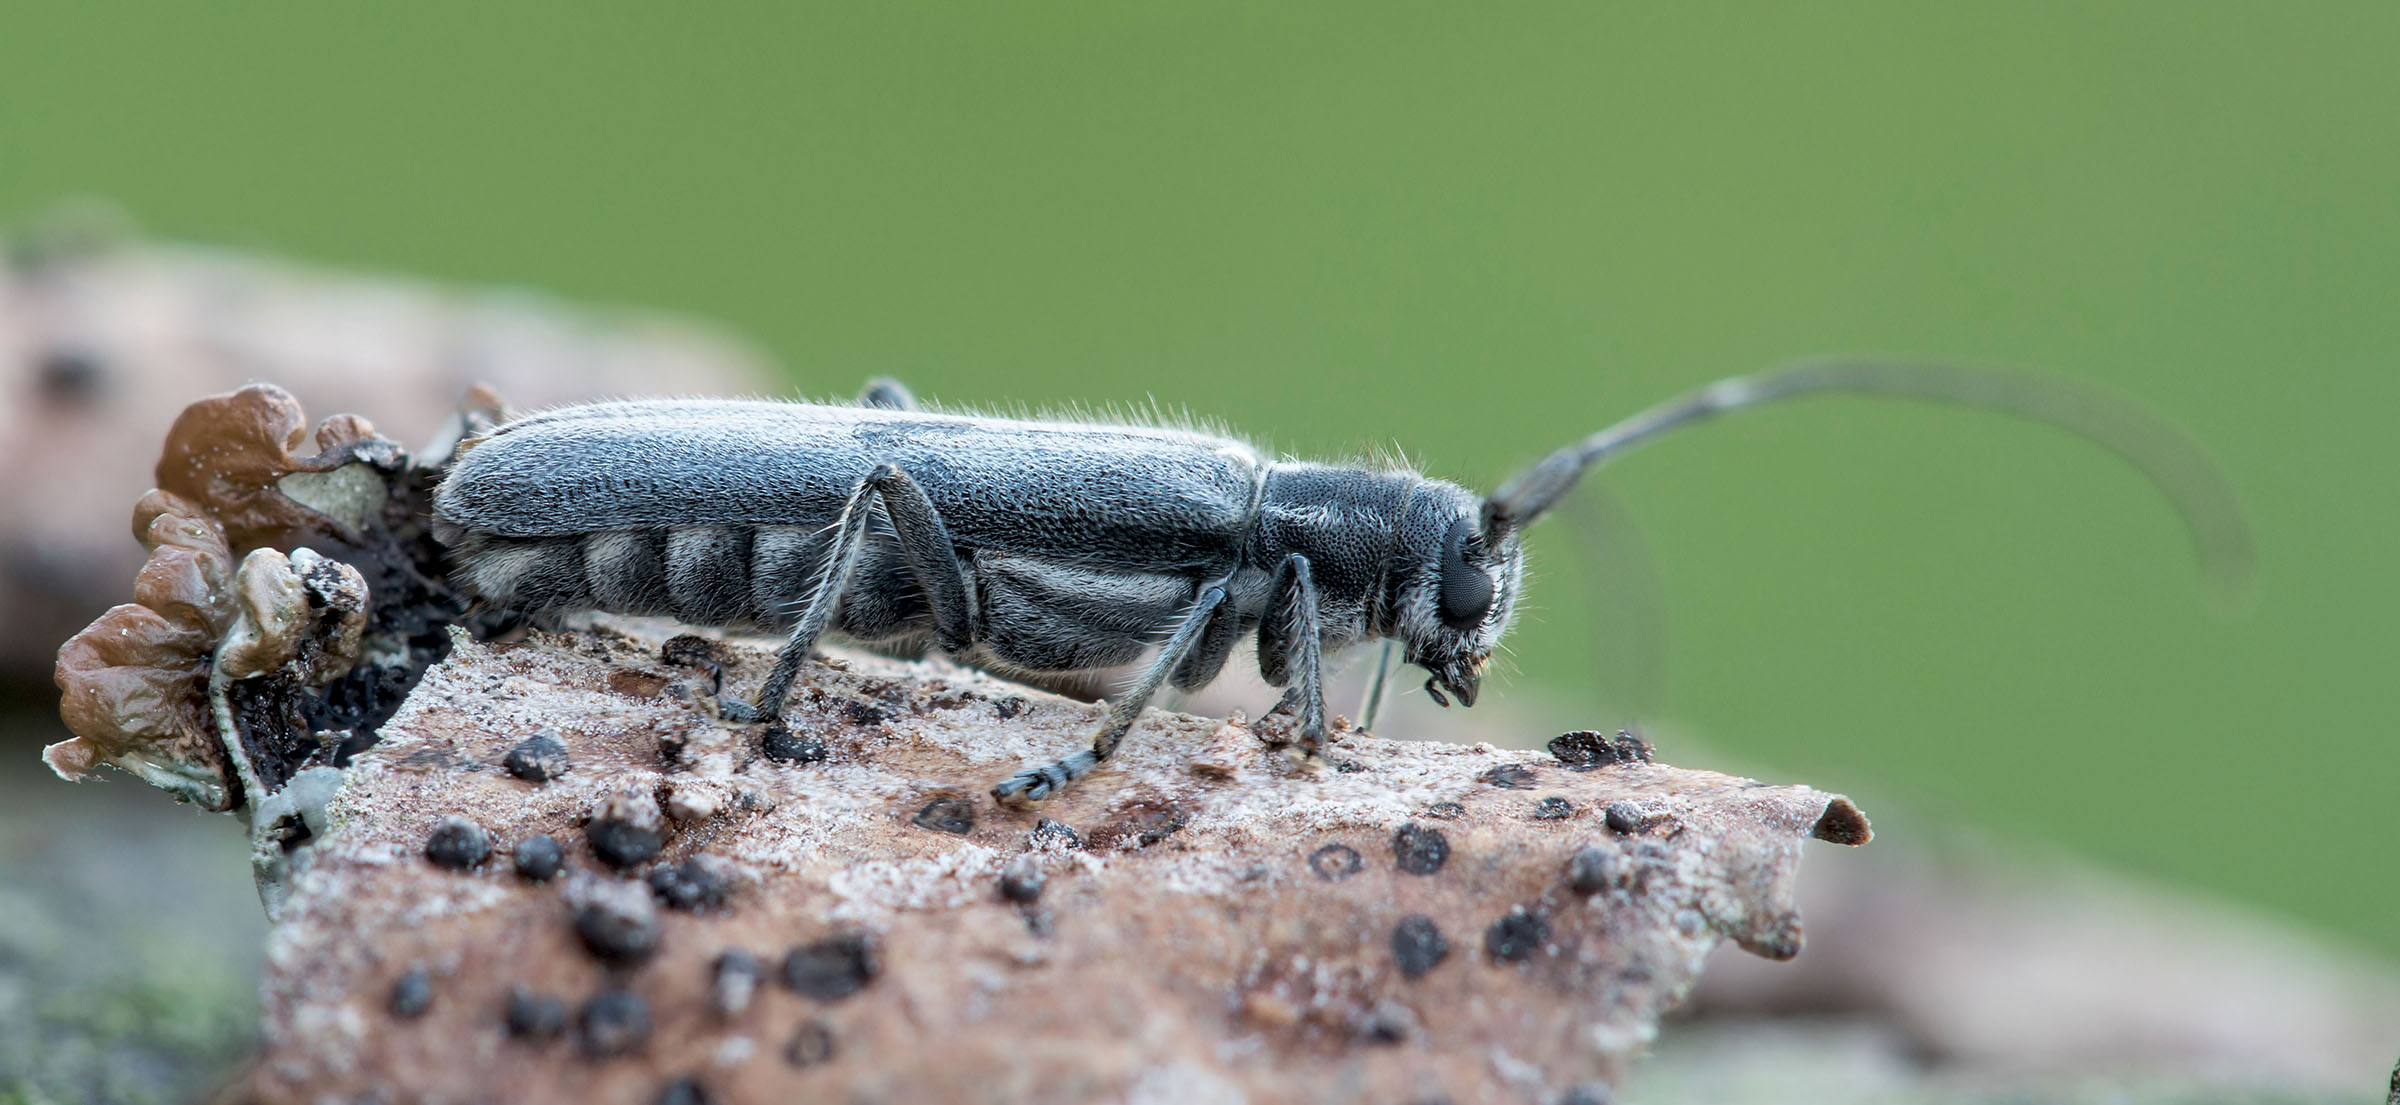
431 361 2251 806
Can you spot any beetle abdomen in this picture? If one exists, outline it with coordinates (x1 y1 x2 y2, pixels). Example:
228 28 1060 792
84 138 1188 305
451 525 788 628
451 522 934 638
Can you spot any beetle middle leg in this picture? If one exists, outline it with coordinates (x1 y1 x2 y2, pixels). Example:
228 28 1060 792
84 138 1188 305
1255 553 1328 758
992 578 1230 807
857 377 920 411
724 463 977 724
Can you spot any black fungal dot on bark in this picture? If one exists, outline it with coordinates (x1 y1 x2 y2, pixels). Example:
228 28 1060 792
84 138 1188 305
577 988 653 1058
505 987 568 1043
785 1018 838 1067
587 820 665 868
1390 914 1450 979
1391 823 1451 875
912 795 976 836
1547 729 1652 770
424 816 492 871
659 635 730 667
503 732 570 783
1334 760 1365 774
760 725 828 765
388 963 432 1018
1485 907 1550 962
1030 818 1082 850
1308 843 1363 882
587 793 668 869
711 949 764 1017
575 887 663 967
657 724 693 766
999 856 1046 903
648 857 733 912
783 933 881 1002
1087 800 1188 851
1566 846 1629 895
993 696 1027 720
839 700 888 726
659 635 732 693
1420 801 1466 820
1532 796 1575 820
1481 763 1538 789
655 1076 716 1105
1603 801 1648 835
512 834 564 883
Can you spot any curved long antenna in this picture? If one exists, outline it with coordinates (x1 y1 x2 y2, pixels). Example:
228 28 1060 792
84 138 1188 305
1481 359 2257 604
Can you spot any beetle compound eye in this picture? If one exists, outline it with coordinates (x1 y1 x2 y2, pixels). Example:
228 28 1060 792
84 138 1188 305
1438 518 1495 629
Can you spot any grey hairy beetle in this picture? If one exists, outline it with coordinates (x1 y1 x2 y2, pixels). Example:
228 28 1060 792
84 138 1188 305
430 362 2251 806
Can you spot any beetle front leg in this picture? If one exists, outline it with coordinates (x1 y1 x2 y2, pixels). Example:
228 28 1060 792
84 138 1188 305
992 579 1230 807
1256 554 1328 759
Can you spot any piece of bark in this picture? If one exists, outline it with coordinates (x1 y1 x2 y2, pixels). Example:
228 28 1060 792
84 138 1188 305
232 625 1866 1105
46 483 371 811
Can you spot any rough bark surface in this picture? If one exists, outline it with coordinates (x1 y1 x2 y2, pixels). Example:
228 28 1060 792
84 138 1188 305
235 624 1866 1105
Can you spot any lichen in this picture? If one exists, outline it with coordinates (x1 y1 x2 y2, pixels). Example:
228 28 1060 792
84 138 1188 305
45 383 517 818
47 492 240 807
150 386 405 555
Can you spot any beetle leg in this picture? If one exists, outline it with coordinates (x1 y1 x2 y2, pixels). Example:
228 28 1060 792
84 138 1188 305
1357 638 1398 732
992 578 1230 807
857 377 920 411
727 463 978 723
871 465 979 656
1168 586 1242 690
1256 553 1328 759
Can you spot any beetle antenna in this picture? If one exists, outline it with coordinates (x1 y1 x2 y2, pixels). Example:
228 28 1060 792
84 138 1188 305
1479 358 2257 605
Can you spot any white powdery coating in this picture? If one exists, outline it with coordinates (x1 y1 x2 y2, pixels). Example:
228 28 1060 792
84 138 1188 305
825 847 1011 918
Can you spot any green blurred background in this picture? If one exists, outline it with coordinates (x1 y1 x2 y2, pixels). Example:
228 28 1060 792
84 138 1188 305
1 1 2389 958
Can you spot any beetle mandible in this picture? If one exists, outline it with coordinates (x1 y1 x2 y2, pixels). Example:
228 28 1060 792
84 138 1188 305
430 361 2251 806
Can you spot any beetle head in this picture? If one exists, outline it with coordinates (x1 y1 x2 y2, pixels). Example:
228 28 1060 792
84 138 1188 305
1390 485 1525 709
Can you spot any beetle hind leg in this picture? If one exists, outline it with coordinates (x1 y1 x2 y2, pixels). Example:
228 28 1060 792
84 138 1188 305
724 463 979 724
992 580 1229 807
